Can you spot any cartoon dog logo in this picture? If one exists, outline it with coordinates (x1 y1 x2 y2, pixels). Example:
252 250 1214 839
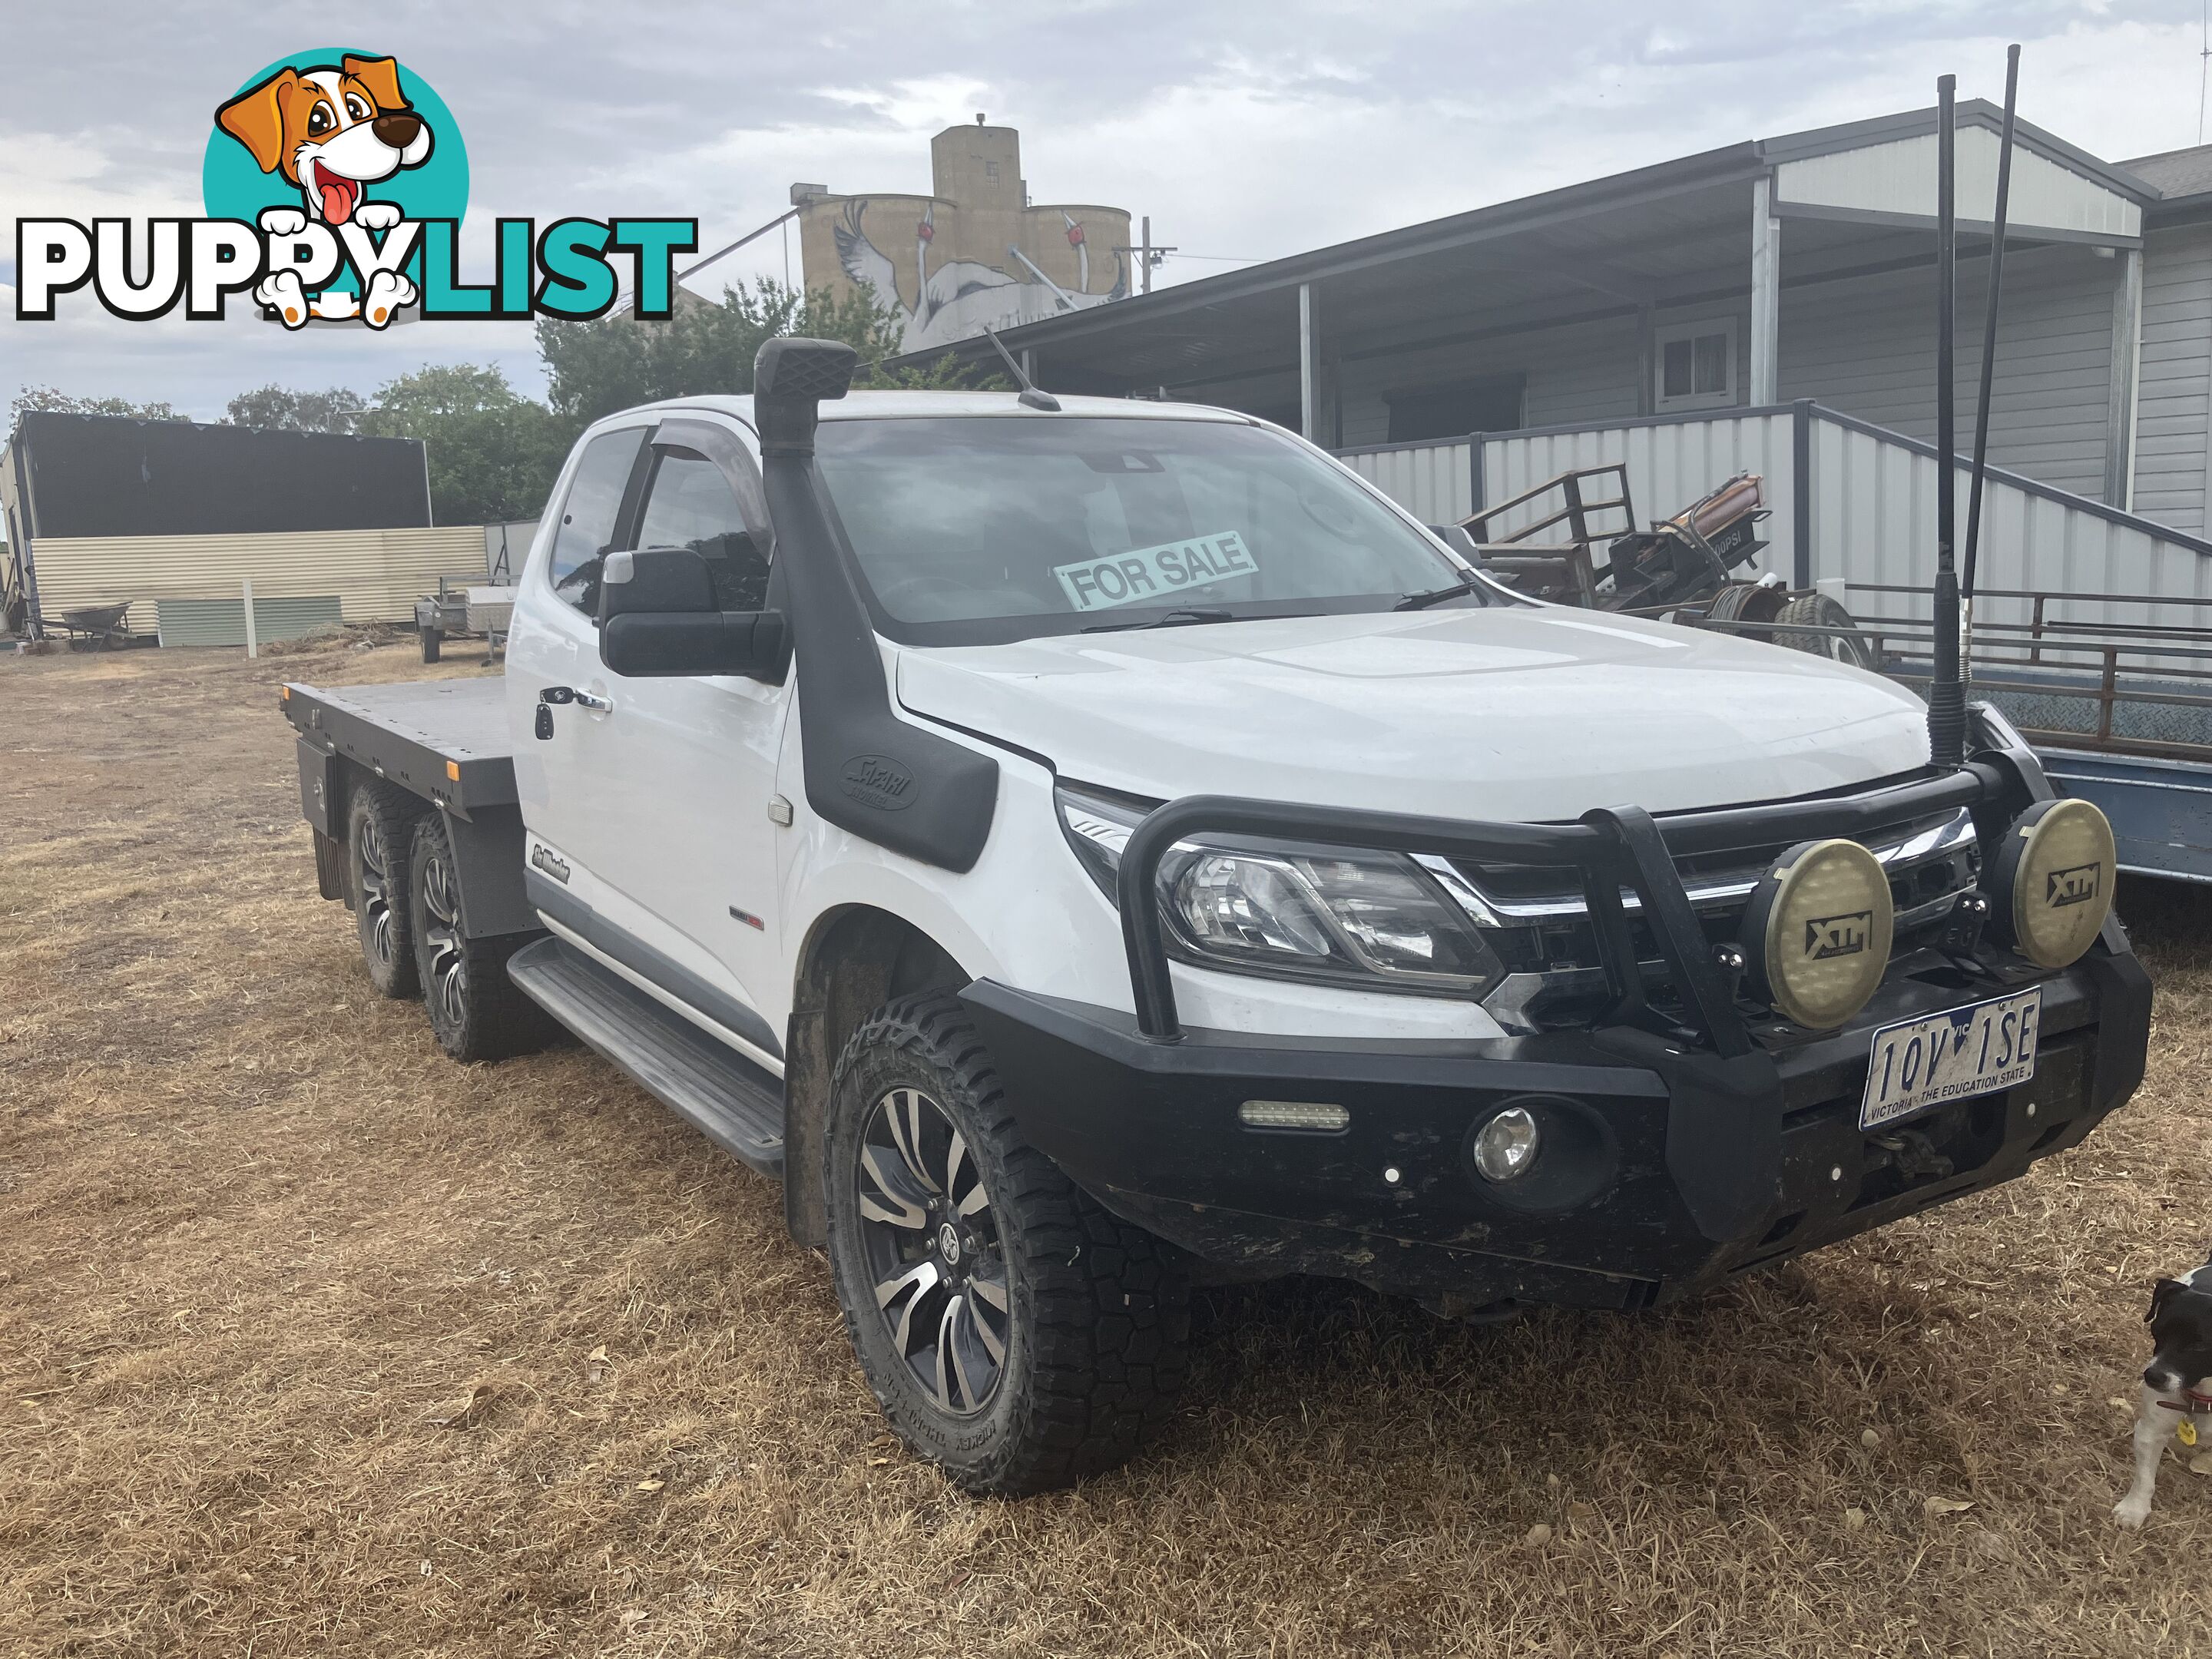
214 55 429 326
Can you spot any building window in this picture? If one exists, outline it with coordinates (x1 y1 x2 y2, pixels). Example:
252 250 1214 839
1654 320 1736 412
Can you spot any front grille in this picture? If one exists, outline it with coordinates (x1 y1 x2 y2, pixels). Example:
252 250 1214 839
1443 806 1977 928
1448 806 1984 1033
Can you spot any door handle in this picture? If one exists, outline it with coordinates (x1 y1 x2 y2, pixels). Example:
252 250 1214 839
540 686 614 713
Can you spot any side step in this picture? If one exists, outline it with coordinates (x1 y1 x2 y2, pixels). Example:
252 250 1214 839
508 936 786 1177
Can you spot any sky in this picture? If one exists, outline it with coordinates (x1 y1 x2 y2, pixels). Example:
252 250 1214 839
2 0 2204 423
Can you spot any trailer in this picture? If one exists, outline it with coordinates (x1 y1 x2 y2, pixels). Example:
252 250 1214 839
1651 576 2212 886
1492 459 2212 886
1445 464 1879 671
414 576 516 664
1848 584 2212 886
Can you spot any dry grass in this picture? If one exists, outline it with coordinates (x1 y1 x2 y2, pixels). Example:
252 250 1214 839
5 641 2212 1657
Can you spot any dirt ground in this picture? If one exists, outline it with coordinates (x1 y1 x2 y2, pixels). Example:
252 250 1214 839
5 639 2212 1658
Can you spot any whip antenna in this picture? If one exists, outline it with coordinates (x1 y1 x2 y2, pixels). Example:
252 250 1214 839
1927 74 1968 768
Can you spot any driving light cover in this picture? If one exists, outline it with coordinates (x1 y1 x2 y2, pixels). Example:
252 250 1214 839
1740 837 1894 1029
1053 783 1506 996
1992 797 2114 969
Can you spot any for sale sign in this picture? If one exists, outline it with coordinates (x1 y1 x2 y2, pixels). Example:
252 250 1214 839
1052 531 1258 613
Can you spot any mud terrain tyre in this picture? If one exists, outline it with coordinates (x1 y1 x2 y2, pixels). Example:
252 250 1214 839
824 992 1190 1495
346 781 424 999
407 814 558 1063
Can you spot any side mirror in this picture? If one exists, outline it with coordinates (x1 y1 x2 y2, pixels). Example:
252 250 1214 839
598 547 784 677
601 609 786 677
598 546 714 623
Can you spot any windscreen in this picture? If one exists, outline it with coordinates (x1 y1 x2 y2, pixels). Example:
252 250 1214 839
813 416 1482 644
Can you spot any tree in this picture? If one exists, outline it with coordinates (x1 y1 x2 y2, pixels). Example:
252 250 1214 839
226 384 368 433
357 364 567 525
9 386 185 426
536 278 994 432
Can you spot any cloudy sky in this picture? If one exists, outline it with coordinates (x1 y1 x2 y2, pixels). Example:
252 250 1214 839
2 1 2202 422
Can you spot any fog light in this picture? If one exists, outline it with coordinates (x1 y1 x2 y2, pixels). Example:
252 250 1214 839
1239 1100 1350 1132
1472 1105 1541 1181
1740 837 1894 1030
1992 796 2115 969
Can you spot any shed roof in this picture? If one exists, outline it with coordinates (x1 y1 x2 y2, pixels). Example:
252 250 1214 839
2122 143 2212 207
892 99 2161 382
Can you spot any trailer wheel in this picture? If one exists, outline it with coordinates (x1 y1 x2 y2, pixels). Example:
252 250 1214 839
346 782 424 999
823 993 1190 1495
1705 580 1787 641
407 814 558 1064
420 628 442 664
1773 592 1879 671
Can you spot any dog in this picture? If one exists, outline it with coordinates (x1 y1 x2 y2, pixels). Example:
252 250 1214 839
214 55 429 326
2114 1257 2212 1528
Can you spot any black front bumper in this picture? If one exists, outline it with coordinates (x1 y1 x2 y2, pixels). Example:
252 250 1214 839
967 748 2153 1313
962 949 2148 1313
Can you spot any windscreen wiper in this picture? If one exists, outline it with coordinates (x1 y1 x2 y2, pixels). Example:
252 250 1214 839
1393 576 1490 611
1081 608 1240 633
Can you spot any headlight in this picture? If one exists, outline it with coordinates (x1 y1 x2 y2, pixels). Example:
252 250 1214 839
1992 797 2114 969
1740 837 1894 1029
1055 783 1505 996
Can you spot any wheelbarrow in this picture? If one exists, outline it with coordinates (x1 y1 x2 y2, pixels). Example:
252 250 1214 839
52 601 133 651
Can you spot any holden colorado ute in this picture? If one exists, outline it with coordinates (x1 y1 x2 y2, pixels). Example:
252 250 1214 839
280 338 2151 1495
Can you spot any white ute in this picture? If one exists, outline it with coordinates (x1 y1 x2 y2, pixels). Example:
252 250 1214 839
283 337 2147 1494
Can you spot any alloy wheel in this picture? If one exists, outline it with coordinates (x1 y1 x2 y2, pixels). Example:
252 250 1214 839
419 845 467 1030
854 1085 1009 1415
358 818 398 965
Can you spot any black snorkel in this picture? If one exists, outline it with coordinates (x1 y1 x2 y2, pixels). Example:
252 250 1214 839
752 337 999 871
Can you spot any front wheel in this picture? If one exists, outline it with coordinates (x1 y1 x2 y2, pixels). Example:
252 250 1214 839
824 994 1190 1495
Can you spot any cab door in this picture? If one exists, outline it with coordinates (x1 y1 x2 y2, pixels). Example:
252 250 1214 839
508 419 651 929
512 413 792 1066
585 416 792 1058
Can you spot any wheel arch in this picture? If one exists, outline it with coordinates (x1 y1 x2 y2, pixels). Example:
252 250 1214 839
783 903 970 1246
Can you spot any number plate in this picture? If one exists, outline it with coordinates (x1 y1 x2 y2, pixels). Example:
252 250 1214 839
1859 987 2041 1131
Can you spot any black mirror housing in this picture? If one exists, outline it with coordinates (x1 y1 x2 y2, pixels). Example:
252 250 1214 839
601 609 786 677
598 546 715 625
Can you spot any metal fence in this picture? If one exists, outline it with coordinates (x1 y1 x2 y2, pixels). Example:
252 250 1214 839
25 524 499 632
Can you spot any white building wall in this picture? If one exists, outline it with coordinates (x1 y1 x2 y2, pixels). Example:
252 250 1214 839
1777 241 2118 501
2133 222 2212 535
29 525 488 627
1775 127 2142 240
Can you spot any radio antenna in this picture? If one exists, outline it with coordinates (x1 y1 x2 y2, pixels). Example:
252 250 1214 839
1927 73 1968 768
983 326 1061 411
